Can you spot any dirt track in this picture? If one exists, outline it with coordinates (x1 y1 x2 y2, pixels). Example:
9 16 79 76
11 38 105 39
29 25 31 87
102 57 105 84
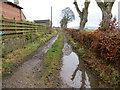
2 35 58 88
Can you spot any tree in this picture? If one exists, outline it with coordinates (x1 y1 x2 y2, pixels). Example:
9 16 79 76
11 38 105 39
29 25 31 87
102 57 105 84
60 7 75 28
60 17 67 28
74 0 90 31
95 0 116 30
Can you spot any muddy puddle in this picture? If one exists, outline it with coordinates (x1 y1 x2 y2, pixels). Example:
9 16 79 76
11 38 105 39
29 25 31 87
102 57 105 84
60 42 99 88
41 34 59 54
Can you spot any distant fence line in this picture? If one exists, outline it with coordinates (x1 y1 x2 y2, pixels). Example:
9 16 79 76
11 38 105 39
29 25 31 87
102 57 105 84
0 18 50 39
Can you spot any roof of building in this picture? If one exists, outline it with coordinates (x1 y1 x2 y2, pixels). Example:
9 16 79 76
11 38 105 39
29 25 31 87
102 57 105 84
34 19 51 23
2 0 23 9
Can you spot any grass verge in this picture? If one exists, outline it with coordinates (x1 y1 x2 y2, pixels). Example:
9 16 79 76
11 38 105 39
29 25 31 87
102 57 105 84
39 30 64 88
2 31 57 77
66 32 120 88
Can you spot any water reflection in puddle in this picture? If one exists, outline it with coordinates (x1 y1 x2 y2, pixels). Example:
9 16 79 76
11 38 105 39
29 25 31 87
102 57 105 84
60 43 91 88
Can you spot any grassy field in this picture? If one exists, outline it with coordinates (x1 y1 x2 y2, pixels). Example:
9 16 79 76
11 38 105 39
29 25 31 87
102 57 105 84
85 29 95 32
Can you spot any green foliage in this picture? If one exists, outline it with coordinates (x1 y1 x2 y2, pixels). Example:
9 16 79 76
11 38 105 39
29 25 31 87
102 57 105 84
25 34 32 40
78 48 85 55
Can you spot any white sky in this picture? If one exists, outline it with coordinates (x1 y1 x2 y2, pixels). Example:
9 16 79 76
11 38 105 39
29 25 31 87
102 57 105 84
8 0 120 27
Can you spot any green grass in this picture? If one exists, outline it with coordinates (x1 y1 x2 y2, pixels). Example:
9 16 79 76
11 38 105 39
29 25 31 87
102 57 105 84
0 59 2 79
85 29 95 32
1 31 48 40
39 30 64 88
2 31 57 77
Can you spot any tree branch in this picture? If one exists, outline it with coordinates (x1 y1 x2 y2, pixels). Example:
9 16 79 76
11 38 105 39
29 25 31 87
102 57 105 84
95 0 105 10
84 0 90 10
73 0 82 16
95 0 116 10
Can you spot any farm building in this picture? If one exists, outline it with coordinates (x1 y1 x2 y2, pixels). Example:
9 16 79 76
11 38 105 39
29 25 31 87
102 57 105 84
34 20 52 27
0 0 26 20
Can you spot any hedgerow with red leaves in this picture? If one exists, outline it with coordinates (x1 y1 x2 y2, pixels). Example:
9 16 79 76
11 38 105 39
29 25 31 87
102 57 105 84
64 18 120 65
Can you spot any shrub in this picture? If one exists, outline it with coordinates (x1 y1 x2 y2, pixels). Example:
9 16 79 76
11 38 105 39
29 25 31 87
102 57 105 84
64 18 120 65
25 34 32 40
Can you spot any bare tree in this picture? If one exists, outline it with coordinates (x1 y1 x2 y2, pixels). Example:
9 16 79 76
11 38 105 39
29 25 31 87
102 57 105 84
95 0 116 30
60 7 75 28
74 0 90 31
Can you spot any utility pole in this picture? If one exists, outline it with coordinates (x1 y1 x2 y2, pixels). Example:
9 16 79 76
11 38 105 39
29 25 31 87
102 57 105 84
51 6 52 28
118 1 120 29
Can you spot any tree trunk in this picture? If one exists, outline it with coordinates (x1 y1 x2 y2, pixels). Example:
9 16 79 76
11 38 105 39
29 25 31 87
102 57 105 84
80 8 89 32
101 8 112 30
80 17 88 31
101 4 113 30
74 0 90 32
95 0 115 30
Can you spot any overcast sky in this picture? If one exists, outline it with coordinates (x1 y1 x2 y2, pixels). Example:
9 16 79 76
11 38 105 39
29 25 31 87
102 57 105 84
9 0 120 27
